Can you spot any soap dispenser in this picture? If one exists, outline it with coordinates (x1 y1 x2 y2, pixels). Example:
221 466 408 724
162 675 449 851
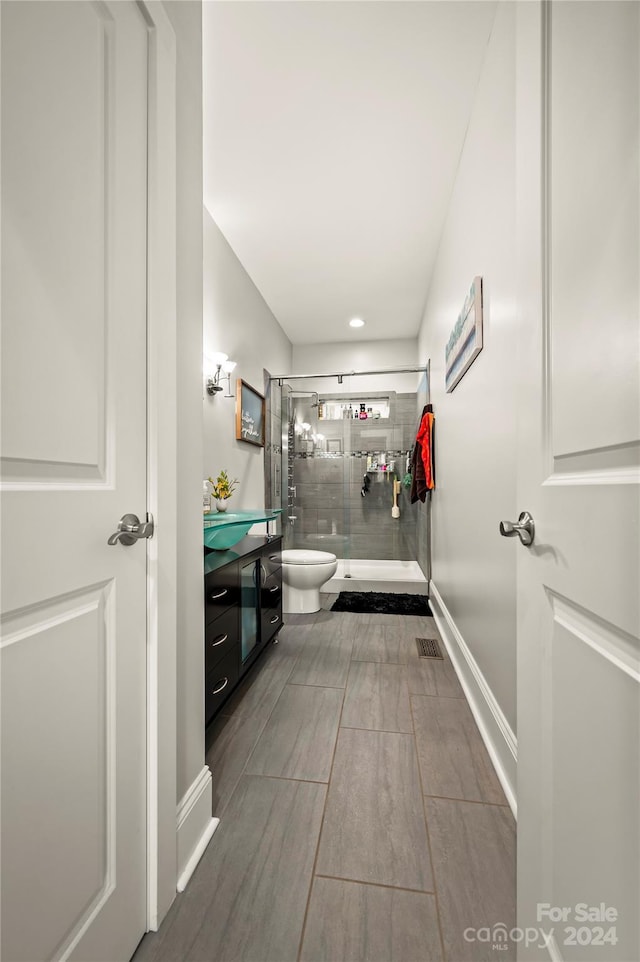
203 480 211 514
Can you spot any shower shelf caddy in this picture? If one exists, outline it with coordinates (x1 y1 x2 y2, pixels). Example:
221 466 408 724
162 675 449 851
317 396 391 421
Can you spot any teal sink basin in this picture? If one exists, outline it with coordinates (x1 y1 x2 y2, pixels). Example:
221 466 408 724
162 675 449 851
203 509 282 551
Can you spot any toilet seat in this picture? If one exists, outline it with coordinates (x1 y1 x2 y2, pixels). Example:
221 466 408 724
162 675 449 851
281 549 337 565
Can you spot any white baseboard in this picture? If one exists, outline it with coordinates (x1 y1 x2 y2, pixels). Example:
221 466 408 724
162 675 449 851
176 766 219 893
429 582 518 818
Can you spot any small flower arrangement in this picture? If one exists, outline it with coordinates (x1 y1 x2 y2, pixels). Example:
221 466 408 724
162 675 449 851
208 470 239 501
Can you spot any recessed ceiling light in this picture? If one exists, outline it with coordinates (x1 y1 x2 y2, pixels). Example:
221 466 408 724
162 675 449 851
349 318 365 328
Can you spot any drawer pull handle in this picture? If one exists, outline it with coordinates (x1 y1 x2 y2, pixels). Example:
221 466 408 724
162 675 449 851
212 678 229 695
211 633 228 648
269 555 279 562
270 615 279 625
269 586 279 593
210 588 228 600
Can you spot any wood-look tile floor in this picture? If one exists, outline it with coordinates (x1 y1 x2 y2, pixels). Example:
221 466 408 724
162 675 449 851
134 597 515 962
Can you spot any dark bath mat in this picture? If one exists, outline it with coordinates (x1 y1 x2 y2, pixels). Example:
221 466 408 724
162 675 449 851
331 591 432 616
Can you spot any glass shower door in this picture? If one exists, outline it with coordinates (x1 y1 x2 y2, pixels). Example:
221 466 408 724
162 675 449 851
276 366 430 589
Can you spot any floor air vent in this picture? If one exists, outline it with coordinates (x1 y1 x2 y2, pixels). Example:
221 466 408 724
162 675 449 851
416 637 443 660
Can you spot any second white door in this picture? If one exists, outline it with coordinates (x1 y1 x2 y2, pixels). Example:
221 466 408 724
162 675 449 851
515 3 640 960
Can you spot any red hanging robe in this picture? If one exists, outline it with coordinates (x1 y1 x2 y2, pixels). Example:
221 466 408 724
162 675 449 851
416 411 435 490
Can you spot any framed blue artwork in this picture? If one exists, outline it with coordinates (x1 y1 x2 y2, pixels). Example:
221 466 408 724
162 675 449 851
445 276 483 393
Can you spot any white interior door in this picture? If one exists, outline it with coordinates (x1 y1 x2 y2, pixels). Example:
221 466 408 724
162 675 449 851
515 3 639 960
1 3 150 960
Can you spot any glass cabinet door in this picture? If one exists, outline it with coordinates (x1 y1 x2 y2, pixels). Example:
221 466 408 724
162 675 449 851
239 557 258 663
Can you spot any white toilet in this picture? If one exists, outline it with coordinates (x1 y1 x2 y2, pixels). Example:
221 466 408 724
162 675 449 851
281 549 338 614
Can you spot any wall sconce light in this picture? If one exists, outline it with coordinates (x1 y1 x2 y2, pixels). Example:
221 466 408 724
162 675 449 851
205 352 237 397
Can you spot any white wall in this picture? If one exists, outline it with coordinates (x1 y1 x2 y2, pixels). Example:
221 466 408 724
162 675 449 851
292 338 421 394
418 1 517 735
203 208 292 509
163 0 205 808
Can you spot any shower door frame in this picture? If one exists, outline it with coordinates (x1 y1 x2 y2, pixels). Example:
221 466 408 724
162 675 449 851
271 363 431 582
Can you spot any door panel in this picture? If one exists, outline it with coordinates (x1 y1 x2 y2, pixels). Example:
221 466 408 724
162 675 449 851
516 3 639 960
549 2 639 455
550 610 639 940
1 586 112 962
1 2 112 476
1 3 149 960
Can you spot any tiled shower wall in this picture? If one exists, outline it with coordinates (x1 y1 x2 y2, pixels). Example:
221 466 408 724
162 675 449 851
263 371 284 532
289 392 420 561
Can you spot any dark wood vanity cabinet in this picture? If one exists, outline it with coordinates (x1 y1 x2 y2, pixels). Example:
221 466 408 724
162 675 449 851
203 535 282 725
260 544 284 647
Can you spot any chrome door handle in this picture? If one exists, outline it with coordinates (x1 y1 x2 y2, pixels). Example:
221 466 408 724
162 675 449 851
108 513 154 546
499 511 535 546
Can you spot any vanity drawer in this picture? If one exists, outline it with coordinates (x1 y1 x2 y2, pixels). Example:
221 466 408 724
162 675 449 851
205 606 238 675
262 607 282 644
205 647 239 722
260 572 281 611
261 547 282 578
204 566 238 624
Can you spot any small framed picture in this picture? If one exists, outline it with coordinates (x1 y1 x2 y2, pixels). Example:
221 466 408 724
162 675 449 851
445 276 483 393
236 379 265 447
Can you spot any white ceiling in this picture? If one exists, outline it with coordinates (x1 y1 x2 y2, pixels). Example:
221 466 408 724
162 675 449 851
203 1 497 346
